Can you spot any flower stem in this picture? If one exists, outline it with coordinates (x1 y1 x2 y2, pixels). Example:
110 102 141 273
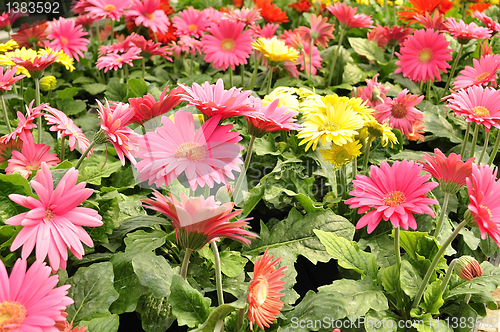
363 138 372 171
412 219 469 309
233 135 256 204
266 67 273 95
180 248 193 280
426 80 431 101
441 258 458 293
211 240 224 306
110 22 114 44
240 64 245 87
460 122 471 158
442 44 463 99
488 128 500 165
469 123 480 159
327 29 346 87
237 308 245 331
60 135 66 161
229 67 233 88
0 94 12 132
35 77 42 144
479 128 490 164
246 51 258 90
352 157 357 180
434 192 450 238
75 140 96 169
394 226 401 272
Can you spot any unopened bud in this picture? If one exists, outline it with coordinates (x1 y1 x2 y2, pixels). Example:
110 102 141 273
455 256 482 281
40 76 57 91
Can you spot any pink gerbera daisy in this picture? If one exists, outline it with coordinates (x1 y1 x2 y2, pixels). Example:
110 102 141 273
43 106 92 155
472 11 500 36
201 19 253 71
446 85 500 132
6 163 103 271
454 54 500 90
6 132 60 178
0 101 45 144
354 74 389 108
86 0 131 21
368 25 413 48
75 14 96 28
0 258 73 331
135 110 243 190
97 100 141 165
374 89 424 136
128 86 185 125
172 6 211 38
202 7 224 24
250 23 279 39
414 12 446 30
244 99 302 137
96 46 142 73
345 160 439 233
46 17 89 61
127 33 172 60
0 66 25 92
180 78 252 120
298 14 334 49
0 138 23 164
224 8 262 25
298 42 322 75
395 29 452 83
326 2 374 29
127 0 171 34
443 18 492 44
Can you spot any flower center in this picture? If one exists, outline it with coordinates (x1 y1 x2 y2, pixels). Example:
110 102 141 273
114 57 124 62
480 204 492 218
418 48 433 63
0 301 27 329
144 12 155 20
391 103 408 119
318 122 339 132
104 4 116 12
335 148 351 165
44 209 55 222
471 106 490 117
475 72 490 81
221 38 236 51
174 142 206 162
61 37 69 46
382 191 406 207
187 24 197 32
251 277 269 306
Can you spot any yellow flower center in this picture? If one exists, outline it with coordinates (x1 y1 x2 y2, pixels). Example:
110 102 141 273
144 12 155 20
0 301 27 329
45 209 55 221
104 4 117 12
251 277 269 306
188 24 197 32
418 48 433 63
334 148 351 165
114 57 124 62
61 37 69 46
221 39 236 51
480 204 492 218
382 191 406 207
318 122 340 132
174 142 206 162
475 72 490 81
471 106 490 117
391 103 408 119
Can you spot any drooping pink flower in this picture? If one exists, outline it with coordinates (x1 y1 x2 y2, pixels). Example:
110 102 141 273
96 46 142 73
6 163 103 271
135 110 243 190
346 160 439 233
0 66 25 92
446 85 500 132
142 191 256 251
46 17 89 61
443 18 492 44
414 11 446 30
0 100 45 144
0 258 74 331
297 42 322 75
243 99 302 137
86 0 131 21
180 78 252 120
75 14 96 28
96 100 141 165
172 6 211 38
177 35 203 57
6 10 29 28
395 29 452 83
128 86 185 125
472 11 500 36
98 39 134 56
0 138 22 164
72 0 92 15
224 8 262 25
354 74 389 108
298 14 335 49
326 2 374 29
6 132 60 178
127 0 171 34
374 89 424 136
454 54 500 90
201 19 253 71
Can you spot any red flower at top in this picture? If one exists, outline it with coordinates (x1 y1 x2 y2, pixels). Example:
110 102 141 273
397 0 453 23
289 0 313 14
254 0 289 24
12 21 48 48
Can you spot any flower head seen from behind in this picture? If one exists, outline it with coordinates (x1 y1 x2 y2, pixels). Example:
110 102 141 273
455 256 483 281
345 160 439 233
327 2 374 29
0 138 23 164
252 37 299 64
248 248 286 330
12 21 48 48
128 86 185 125
6 163 103 271
142 191 256 251
472 11 500 36
395 29 452 83
0 258 74 331
0 47 58 78
319 140 362 170
46 17 89 61
298 14 334 49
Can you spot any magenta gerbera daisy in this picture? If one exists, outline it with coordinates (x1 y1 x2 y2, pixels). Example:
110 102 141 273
454 54 500 90
96 46 142 73
345 160 439 233
6 163 103 271
395 29 452 83
46 17 89 61
472 11 500 35
201 19 253 71
135 110 243 190
244 98 302 137
326 2 374 29
127 0 171 34
443 18 492 44
172 6 211 38
0 66 25 92
86 0 131 21
0 101 45 144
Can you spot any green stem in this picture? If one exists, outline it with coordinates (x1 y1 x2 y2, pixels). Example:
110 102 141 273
110 22 114 44
412 219 469 309
190 52 194 77
214 320 224 332
479 128 490 164
211 240 224 306
180 248 193 280
142 58 146 79
327 29 346 87
390 46 395 61
0 94 12 132
469 123 480 159
363 139 372 171
426 80 431 101
240 64 245 88
442 44 463 99
60 135 66 161
394 227 401 273
237 308 245 331
75 141 96 169
488 128 500 165
441 258 458 293
266 67 273 94
233 135 256 204
229 67 233 88
352 157 357 180
124 65 129 81
35 77 42 144
339 165 348 200
246 51 258 90
460 122 471 158
434 193 450 238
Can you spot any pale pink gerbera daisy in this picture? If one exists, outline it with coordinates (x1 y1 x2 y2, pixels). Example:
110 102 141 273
244 99 302 137
0 258 73 331
326 2 374 29
46 17 89 61
472 11 500 36
454 54 500 90
6 132 60 178
345 160 439 233
443 18 492 44
97 100 140 165
374 89 424 136
127 0 171 34
180 78 252 120
43 106 92 155
201 19 253 71
298 14 335 49
447 85 500 132
395 29 452 83
0 101 45 144
172 6 211 38
6 163 103 271
86 0 131 21
0 66 25 92
135 110 243 190
96 47 142 73
224 8 262 26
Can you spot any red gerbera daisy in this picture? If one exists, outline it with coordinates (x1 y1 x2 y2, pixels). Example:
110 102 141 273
128 86 185 125
289 0 313 14
468 2 491 15
398 0 453 23
414 11 446 30
12 21 48 48
254 0 289 24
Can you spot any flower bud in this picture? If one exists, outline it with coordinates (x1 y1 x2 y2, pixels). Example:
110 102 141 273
455 256 482 281
40 76 57 91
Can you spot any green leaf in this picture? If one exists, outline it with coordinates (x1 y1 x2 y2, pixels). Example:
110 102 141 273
424 112 462 143
348 37 387 64
381 264 400 296
0 173 33 223
169 275 211 328
77 154 123 185
364 310 401 332
244 208 355 265
80 314 119 332
177 74 212 86
220 250 248 278
420 280 443 315
190 304 236 332
66 262 119 323
132 253 177 299
56 99 87 116
56 87 81 99
83 83 107 95
73 76 96 84
342 62 366 85
125 229 167 253
136 291 175 332
400 260 423 299
314 229 379 279
105 77 129 102
358 234 396 268
127 78 149 98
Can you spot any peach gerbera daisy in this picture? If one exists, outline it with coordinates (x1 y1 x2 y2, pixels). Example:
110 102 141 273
298 14 335 49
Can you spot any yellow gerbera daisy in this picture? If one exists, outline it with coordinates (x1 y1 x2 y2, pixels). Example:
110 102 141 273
319 140 362 170
298 94 324 117
375 0 403 5
169 113 205 124
322 95 374 120
297 88 314 101
297 98 366 151
0 40 18 53
363 116 399 147
39 48 75 72
252 37 299 64
263 87 300 113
